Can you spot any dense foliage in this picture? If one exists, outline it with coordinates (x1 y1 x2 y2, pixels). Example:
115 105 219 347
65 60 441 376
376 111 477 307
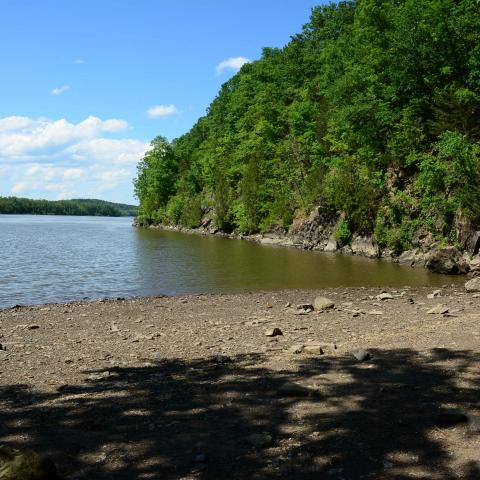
0 197 137 217
135 0 480 252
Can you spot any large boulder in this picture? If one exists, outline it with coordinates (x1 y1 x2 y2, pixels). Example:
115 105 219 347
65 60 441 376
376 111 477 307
397 249 426 268
350 235 380 258
465 277 480 292
425 247 469 274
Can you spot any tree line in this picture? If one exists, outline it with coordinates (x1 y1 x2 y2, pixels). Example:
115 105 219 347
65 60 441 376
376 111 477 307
0 197 137 217
134 0 480 253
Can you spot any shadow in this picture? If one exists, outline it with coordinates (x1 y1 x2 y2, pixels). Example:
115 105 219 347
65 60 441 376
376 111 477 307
0 348 479 479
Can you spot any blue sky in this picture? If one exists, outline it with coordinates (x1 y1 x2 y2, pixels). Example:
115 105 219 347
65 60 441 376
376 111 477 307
0 0 324 204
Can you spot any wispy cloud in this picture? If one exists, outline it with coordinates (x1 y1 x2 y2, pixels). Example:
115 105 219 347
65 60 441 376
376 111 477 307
216 56 250 75
73 59 85 65
146 104 179 119
51 85 71 95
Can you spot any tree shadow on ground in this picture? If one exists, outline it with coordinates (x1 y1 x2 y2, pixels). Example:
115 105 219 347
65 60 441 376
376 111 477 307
0 348 479 479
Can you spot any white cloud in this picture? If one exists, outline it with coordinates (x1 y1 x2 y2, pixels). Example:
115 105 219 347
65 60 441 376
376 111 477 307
11 182 29 194
0 115 130 158
0 114 149 203
62 168 83 180
74 59 85 65
216 56 250 75
51 85 71 95
147 104 178 119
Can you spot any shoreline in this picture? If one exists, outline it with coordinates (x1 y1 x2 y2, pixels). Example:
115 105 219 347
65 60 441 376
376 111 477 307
1 286 479 479
137 221 479 276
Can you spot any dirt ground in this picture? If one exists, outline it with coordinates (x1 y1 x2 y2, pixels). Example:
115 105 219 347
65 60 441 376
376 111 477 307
0 285 479 479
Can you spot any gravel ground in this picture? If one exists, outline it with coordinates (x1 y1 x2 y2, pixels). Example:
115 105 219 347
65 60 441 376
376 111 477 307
0 285 479 479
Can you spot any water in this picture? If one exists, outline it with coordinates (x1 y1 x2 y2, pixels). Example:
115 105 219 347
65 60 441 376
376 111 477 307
0 215 459 308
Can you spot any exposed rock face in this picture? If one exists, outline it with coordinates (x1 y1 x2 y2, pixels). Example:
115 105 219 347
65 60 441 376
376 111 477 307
455 209 480 255
288 206 339 250
425 247 470 274
350 235 380 258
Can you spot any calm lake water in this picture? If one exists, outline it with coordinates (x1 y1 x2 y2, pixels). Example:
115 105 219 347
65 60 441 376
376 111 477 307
0 215 459 308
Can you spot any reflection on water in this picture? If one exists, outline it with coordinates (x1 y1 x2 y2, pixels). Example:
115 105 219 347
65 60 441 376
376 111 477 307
0 215 460 308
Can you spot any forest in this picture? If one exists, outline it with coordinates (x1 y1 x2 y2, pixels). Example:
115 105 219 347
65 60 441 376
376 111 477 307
134 0 480 254
0 197 137 217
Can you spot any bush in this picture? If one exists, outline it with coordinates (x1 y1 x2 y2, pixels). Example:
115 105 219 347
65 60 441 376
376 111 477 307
334 219 352 246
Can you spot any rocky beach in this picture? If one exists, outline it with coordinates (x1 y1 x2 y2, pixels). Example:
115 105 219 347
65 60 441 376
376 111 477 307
1 285 479 479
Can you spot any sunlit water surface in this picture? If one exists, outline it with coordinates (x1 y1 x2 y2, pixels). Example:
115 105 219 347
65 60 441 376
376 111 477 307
0 215 460 308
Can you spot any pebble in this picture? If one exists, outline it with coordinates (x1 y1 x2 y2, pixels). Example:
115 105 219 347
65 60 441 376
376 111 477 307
246 432 272 448
277 382 318 397
313 297 335 311
265 328 283 337
376 293 393 301
427 304 449 314
27 324 40 330
352 348 371 361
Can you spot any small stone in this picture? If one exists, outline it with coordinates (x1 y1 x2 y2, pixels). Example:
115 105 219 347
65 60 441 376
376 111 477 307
352 348 371 361
27 324 40 330
285 302 291 308
289 344 304 354
376 293 393 301
296 303 314 311
313 297 335 311
246 432 272 448
427 304 449 314
265 328 283 337
110 323 119 333
467 414 480 433
277 382 318 397
303 345 324 355
367 310 383 315
427 289 442 299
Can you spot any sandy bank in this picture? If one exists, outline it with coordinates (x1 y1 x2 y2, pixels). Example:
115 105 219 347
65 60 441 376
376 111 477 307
1 286 479 479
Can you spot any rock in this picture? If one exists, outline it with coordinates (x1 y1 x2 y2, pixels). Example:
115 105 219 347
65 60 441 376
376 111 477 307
367 310 384 315
455 209 480 255
352 348 371 361
289 344 304 354
324 233 338 252
376 293 393 301
264 328 283 337
465 277 480 293
296 303 314 311
246 432 272 448
350 235 380 258
397 249 425 268
303 345 324 355
277 382 319 397
467 414 480 433
313 297 335 311
110 323 119 333
27 324 40 330
427 304 449 314
425 247 469 274
427 289 442 299
0 445 61 480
